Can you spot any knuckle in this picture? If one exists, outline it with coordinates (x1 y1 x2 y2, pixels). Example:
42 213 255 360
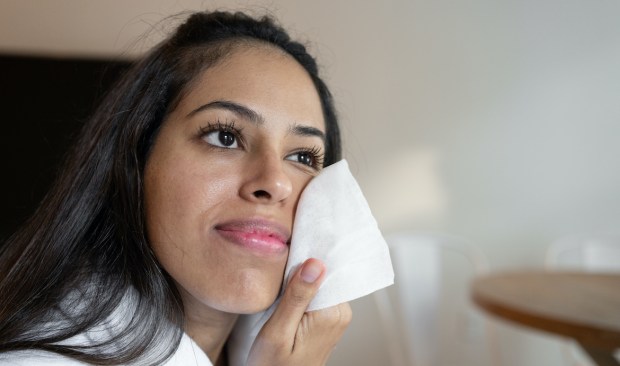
338 303 353 326
342 303 353 325
330 303 352 328
316 303 352 328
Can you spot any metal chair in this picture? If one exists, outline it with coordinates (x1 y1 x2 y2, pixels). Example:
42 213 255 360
546 235 620 273
373 232 500 366
545 234 620 366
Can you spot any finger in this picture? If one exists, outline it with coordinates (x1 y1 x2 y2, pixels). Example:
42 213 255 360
298 302 353 347
263 258 326 341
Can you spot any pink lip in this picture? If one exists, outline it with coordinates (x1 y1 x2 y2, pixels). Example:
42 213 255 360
215 219 291 255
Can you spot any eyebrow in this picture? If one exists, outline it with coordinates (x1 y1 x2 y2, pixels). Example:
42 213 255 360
187 99 326 142
289 123 326 142
186 100 264 124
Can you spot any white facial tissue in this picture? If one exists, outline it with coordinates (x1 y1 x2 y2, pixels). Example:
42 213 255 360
227 159 394 365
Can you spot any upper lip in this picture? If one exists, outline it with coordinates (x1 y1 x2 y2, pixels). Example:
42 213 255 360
214 218 291 245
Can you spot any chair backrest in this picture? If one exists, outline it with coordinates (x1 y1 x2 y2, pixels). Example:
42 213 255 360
546 235 620 272
373 232 498 366
545 235 620 366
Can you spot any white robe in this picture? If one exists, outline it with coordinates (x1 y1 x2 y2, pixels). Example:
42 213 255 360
0 288 212 366
0 332 212 366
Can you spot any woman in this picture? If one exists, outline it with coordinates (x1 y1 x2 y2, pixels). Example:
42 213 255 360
0 10 351 366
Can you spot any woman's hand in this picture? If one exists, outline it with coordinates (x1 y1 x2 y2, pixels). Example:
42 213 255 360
247 258 352 366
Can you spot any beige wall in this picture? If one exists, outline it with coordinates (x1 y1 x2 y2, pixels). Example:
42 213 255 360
3 1 620 365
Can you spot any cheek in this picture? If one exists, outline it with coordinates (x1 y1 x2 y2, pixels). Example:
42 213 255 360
143 157 239 292
144 153 236 248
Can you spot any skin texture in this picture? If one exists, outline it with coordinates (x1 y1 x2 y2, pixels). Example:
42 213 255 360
144 45 351 365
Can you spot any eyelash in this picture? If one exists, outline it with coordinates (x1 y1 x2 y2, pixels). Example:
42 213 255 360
292 145 325 170
198 120 244 146
197 120 325 170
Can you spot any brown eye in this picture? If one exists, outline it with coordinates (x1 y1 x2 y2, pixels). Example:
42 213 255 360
297 152 314 166
204 130 239 148
285 151 316 168
218 131 235 147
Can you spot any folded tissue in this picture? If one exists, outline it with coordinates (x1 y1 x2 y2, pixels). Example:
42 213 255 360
228 159 394 365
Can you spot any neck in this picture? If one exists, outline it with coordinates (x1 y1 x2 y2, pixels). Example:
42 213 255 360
185 311 238 365
181 291 239 364
186 312 238 364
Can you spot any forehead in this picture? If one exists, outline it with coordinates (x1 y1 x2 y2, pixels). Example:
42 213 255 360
174 44 326 132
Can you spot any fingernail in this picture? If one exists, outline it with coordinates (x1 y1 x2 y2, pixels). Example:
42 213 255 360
301 260 323 283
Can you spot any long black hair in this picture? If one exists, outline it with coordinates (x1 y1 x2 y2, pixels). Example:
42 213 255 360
0 10 341 365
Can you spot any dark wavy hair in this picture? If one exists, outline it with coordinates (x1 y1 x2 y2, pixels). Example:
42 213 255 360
0 10 341 365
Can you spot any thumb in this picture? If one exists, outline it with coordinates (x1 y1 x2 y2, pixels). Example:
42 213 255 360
262 258 326 342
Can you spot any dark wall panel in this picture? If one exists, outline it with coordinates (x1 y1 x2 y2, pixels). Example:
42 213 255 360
0 55 131 241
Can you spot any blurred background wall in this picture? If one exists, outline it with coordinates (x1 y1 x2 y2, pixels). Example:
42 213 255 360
2 1 619 365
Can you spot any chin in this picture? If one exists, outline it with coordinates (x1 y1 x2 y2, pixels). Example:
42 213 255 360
220 270 283 314
214 285 279 314
231 293 280 314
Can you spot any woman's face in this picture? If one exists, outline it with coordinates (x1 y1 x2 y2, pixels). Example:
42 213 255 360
144 45 326 314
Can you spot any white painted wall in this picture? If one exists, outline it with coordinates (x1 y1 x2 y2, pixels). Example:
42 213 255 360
3 1 620 365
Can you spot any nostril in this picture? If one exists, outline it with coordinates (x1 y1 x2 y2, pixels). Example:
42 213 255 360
253 190 271 199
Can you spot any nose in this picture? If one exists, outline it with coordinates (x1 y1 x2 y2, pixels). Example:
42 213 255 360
240 153 293 204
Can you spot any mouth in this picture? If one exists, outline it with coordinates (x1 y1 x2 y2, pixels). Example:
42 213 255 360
215 219 291 254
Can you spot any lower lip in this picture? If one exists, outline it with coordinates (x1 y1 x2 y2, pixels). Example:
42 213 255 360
216 229 288 255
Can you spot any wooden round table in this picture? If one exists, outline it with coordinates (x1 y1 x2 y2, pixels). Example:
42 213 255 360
471 271 620 366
